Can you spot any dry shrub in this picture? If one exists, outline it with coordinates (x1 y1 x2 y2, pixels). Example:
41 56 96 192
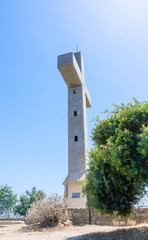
25 194 71 227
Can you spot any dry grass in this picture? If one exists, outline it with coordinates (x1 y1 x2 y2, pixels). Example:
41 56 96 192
25 195 71 227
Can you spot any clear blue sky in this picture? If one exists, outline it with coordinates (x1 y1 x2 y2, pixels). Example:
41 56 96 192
0 0 148 197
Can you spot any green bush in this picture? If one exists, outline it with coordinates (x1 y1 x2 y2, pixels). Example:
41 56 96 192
83 99 148 217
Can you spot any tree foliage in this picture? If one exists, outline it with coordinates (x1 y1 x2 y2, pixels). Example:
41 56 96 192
0 184 17 217
83 99 148 217
14 186 46 216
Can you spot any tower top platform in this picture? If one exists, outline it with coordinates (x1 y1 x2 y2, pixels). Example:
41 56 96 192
58 52 91 108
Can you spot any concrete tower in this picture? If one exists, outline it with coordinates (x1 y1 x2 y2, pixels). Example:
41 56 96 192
58 52 91 208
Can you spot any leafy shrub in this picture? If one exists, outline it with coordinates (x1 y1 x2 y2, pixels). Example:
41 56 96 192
25 194 71 227
83 99 148 217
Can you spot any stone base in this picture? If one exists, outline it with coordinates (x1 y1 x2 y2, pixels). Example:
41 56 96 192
67 182 86 208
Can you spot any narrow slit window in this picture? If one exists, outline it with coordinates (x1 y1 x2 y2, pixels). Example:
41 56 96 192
74 136 78 142
73 89 77 94
74 111 77 116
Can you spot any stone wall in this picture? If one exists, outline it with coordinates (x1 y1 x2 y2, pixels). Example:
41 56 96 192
1 209 148 226
69 208 148 226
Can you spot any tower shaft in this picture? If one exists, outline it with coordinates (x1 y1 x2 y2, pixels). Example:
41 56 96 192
58 52 91 208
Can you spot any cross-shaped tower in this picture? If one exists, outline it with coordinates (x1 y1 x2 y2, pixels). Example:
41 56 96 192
58 52 91 208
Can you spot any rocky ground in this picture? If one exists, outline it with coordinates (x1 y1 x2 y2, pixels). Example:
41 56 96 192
0 222 148 240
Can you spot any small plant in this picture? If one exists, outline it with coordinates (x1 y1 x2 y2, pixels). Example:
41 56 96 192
25 194 71 227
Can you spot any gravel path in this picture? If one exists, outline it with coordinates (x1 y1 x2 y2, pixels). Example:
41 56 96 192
0 222 148 240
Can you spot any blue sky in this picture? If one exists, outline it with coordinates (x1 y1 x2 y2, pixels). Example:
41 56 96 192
0 0 148 197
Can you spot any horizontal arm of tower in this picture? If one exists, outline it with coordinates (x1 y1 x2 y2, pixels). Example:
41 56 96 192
84 84 91 108
58 52 83 87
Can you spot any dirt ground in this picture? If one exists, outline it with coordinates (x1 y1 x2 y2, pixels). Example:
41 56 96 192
0 222 148 240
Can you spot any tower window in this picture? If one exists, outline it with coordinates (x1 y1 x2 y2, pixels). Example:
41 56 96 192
74 111 77 116
74 136 78 142
73 89 77 94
